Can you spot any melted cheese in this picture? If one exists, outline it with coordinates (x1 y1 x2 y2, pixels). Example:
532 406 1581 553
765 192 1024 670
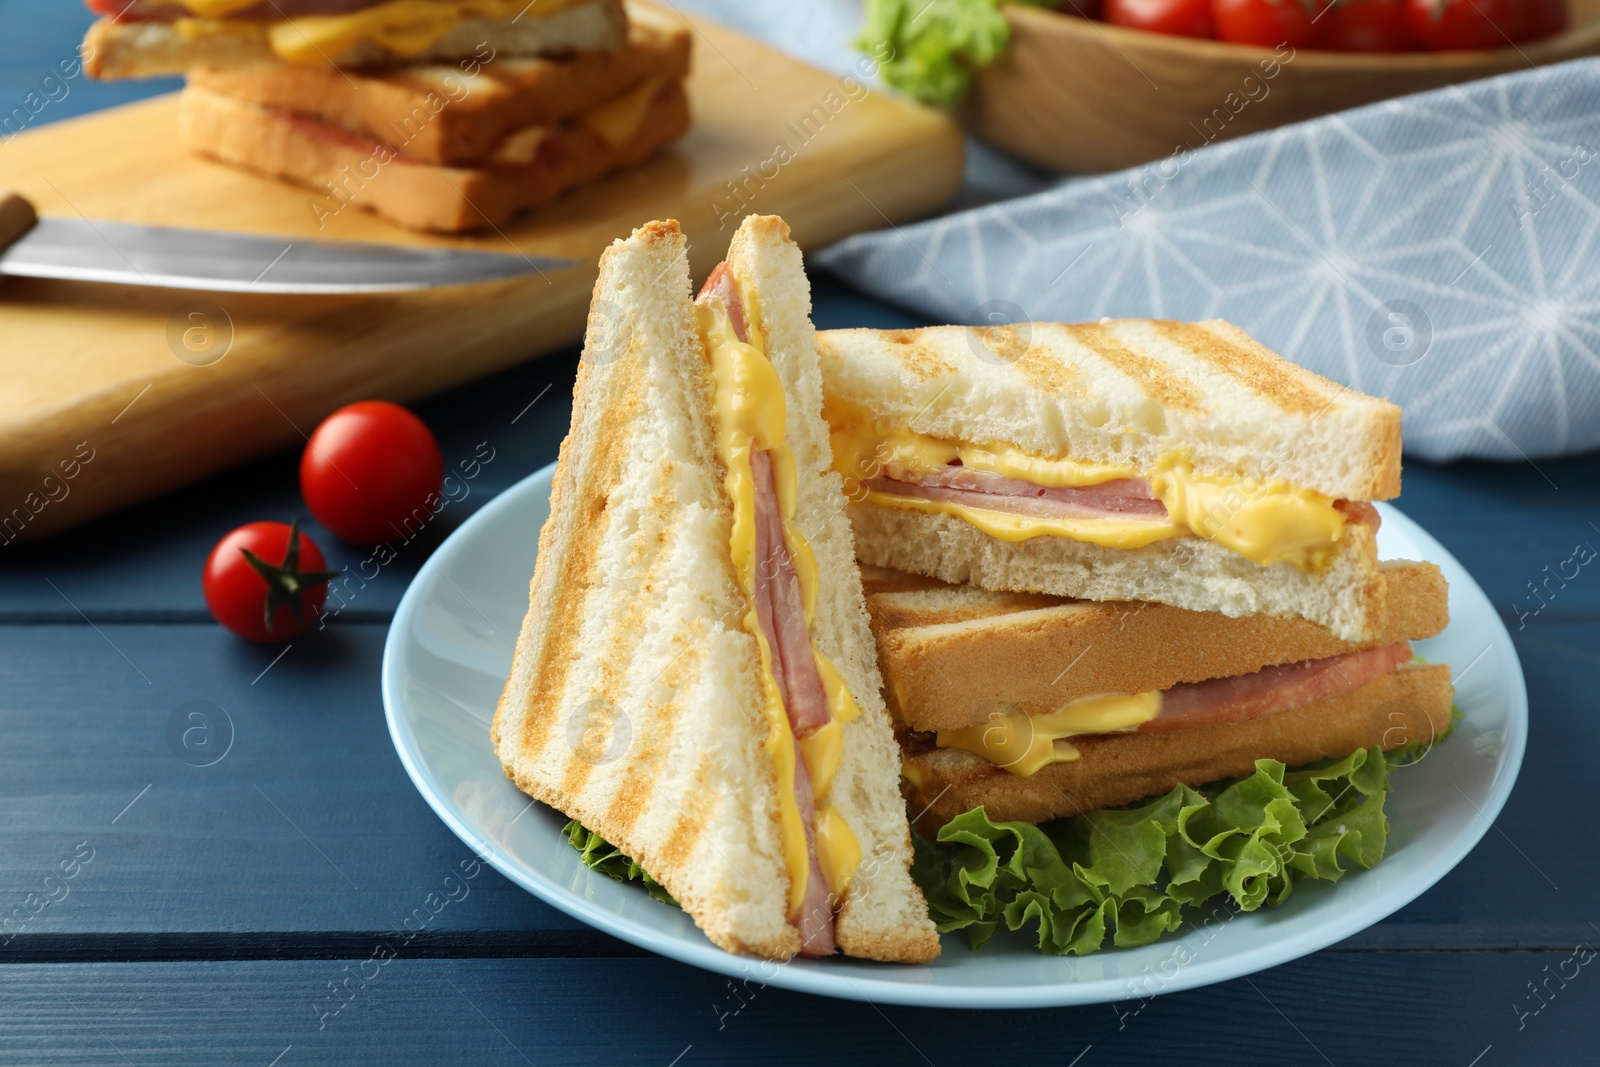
580 77 664 149
170 0 584 63
698 278 863 918
828 400 1135 489
1151 456 1346 571
826 404 1349 573
937 692 1163 777
169 0 270 14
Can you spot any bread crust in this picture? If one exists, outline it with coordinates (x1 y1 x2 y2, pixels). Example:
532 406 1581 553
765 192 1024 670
868 560 1447 731
83 0 627 79
901 663 1454 829
178 80 690 232
186 18 691 165
849 498 1388 642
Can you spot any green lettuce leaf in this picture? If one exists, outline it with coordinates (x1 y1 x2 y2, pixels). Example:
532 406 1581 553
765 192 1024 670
563 819 679 907
913 746 1420 956
858 0 1055 107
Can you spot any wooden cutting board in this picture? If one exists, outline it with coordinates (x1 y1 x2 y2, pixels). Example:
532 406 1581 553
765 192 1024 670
0 7 962 543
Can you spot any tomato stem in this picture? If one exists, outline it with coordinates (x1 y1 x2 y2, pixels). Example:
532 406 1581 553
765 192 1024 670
239 517 341 635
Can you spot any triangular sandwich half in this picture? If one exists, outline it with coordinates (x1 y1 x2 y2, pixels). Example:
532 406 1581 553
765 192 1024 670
819 322 1401 641
492 217 940 963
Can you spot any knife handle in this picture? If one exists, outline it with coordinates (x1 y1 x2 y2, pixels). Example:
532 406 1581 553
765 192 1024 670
0 191 39 254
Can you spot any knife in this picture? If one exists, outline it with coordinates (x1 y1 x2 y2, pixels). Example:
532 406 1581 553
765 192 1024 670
0 190 575 294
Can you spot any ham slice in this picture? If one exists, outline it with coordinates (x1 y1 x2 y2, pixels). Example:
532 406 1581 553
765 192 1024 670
787 735 836 957
868 471 1165 522
867 467 1381 531
751 450 833 737
698 262 836 956
1139 643 1414 733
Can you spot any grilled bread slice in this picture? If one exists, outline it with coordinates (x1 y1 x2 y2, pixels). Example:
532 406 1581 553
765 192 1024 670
818 321 1402 640
85 0 626 80
186 14 691 166
177 78 690 233
820 321 1401 500
492 218 938 963
864 560 1449 733
900 663 1454 829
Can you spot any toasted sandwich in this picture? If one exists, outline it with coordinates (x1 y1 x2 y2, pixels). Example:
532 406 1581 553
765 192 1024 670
83 0 626 80
185 14 690 166
170 9 691 232
819 321 1401 641
861 561 1452 829
492 217 940 963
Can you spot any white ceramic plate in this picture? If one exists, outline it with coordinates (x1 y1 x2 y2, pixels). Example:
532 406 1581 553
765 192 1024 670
383 463 1526 1009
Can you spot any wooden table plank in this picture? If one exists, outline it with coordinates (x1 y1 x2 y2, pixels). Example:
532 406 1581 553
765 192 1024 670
2 953 1592 1064
1 615 1594 951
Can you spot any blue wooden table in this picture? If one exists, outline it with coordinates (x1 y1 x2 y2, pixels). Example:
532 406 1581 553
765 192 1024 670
6 8 1600 1064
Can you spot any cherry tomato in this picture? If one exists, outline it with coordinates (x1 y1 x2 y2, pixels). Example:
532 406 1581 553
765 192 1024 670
1057 0 1105 17
204 519 337 642
301 401 444 546
1403 0 1521 48
1515 0 1567 40
1318 0 1414 48
1214 0 1324 46
1105 0 1217 38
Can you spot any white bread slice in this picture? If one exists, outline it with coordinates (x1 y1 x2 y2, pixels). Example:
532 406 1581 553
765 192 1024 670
84 0 626 80
847 499 1386 641
185 16 691 166
865 559 1448 732
818 321 1401 502
725 217 939 965
177 79 689 233
493 218 937 963
901 662 1454 829
493 220 799 959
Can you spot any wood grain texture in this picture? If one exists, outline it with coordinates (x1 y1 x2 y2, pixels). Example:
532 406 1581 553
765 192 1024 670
2 557 1597 947
2 953 1597 1064
969 0 1600 173
0 3 963 543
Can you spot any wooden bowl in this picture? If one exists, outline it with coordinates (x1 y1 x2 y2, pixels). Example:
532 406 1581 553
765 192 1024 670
967 0 1600 173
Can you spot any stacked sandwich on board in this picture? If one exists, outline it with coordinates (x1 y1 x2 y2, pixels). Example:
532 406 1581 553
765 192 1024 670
81 0 692 232
492 214 1453 962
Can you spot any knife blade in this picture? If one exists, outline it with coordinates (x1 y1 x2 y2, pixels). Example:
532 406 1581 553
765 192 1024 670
0 190 574 294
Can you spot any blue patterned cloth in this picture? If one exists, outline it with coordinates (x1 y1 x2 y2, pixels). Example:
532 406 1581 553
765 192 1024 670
817 59 1600 462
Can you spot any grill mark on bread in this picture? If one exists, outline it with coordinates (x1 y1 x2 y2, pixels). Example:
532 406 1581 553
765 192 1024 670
555 484 671 805
1155 320 1329 415
850 333 959 381
596 493 710 840
1061 323 1204 410
655 757 710 876
518 345 643 765
1011 341 1090 399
